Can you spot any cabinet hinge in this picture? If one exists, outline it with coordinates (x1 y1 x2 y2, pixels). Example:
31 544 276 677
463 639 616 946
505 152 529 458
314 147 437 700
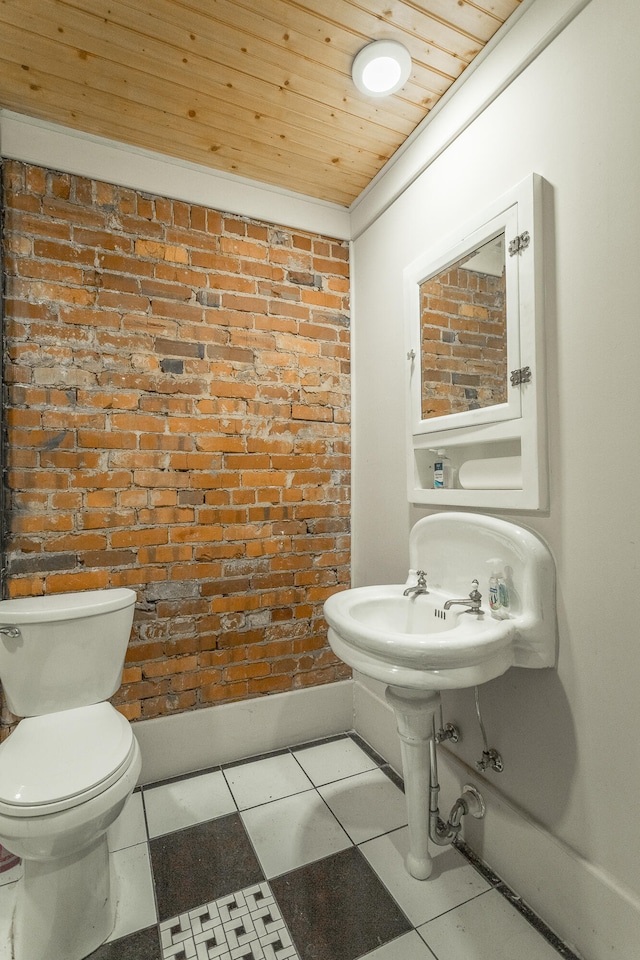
510 366 532 386
508 231 530 256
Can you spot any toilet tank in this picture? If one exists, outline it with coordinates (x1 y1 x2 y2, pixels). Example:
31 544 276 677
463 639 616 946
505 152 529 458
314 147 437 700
0 588 137 717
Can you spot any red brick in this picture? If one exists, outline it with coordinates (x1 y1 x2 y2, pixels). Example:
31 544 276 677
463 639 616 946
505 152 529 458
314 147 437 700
2 160 351 731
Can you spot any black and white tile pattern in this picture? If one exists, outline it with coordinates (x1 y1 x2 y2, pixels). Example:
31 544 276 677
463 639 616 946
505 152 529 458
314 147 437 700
0 733 580 960
160 882 298 960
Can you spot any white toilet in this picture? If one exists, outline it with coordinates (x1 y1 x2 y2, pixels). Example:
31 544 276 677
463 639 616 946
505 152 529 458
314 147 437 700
0 588 142 960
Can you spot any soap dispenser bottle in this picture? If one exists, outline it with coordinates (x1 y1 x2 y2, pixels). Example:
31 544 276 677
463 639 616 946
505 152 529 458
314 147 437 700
498 573 510 611
433 450 452 489
487 559 502 614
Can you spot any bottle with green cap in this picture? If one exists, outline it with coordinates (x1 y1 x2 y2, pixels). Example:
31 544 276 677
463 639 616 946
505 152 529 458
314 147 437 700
498 573 510 610
487 559 502 613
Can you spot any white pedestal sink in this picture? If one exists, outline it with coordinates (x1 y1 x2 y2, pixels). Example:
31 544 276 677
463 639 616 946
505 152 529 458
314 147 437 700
324 512 556 879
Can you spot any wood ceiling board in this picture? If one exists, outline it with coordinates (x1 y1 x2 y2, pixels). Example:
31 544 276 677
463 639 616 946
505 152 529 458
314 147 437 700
174 0 468 89
57 0 428 128
16 0 428 145
0 0 524 205
0 60 366 206
280 0 485 56
0 21 391 177
0 31 390 203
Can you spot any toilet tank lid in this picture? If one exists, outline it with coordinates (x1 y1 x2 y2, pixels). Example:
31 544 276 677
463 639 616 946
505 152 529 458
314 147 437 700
0 703 135 807
0 588 136 624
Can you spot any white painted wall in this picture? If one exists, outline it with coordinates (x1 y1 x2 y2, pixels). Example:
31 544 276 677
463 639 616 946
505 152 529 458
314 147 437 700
351 0 640 955
2 0 639 952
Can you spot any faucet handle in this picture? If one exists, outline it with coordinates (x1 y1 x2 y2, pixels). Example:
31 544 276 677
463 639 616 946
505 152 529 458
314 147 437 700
469 578 481 600
416 570 427 586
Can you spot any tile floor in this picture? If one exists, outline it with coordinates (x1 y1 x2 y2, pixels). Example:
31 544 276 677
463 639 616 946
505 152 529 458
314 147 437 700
0 733 579 960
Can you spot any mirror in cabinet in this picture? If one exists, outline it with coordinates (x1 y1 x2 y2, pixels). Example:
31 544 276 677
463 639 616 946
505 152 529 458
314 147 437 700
404 174 548 511
419 231 508 422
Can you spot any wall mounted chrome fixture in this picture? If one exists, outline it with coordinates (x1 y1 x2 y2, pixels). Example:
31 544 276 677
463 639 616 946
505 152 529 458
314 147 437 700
352 40 412 97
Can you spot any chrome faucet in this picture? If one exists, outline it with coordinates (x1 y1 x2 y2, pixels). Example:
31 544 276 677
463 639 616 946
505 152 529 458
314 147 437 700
403 570 428 597
443 579 483 613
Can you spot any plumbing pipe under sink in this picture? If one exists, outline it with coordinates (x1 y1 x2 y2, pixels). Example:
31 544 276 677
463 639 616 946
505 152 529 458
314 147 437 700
385 685 485 879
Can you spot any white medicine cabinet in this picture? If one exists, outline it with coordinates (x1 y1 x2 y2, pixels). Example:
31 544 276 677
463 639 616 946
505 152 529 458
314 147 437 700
403 173 548 511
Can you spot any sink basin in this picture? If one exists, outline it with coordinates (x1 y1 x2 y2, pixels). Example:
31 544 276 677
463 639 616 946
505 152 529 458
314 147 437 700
325 584 515 689
324 512 556 691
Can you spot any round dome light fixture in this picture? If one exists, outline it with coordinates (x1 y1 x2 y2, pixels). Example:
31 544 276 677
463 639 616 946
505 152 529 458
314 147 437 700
352 40 412 97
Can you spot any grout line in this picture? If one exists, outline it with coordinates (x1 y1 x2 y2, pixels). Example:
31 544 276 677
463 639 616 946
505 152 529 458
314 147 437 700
234 784 317 816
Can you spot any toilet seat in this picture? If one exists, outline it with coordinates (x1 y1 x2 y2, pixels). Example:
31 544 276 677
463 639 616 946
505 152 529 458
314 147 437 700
0 702 136 817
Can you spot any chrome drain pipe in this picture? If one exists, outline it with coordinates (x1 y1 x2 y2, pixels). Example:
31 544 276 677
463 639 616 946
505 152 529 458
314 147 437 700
429 716 486 846
385 685 485 880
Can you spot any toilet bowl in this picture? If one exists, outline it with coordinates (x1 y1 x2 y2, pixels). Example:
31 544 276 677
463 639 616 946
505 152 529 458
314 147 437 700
0 588 140 960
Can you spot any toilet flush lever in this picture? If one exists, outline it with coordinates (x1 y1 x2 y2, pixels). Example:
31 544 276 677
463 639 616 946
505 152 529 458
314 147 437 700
0 625 21 638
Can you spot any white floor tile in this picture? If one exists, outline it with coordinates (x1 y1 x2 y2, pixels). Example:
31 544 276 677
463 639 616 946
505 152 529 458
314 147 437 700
318 768 407 843
108 842 157 941
0 881 17 960
108 790 147 851
0 859 21 887
143 769 236 838
241 790 352 878
223 752 314 810
0 845 156 953
293 737 378 785
360 827 491 926
418 889 562 960
359 930 437 960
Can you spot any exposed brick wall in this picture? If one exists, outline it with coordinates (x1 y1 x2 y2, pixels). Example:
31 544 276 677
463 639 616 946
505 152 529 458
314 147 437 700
0 159 351 734
420 256 507 419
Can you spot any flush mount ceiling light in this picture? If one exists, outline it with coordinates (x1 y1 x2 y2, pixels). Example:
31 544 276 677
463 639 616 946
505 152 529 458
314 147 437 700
352 40 412 97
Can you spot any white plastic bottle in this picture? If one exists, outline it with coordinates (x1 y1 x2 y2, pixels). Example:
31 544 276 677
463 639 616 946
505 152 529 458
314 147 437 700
433 450 452 489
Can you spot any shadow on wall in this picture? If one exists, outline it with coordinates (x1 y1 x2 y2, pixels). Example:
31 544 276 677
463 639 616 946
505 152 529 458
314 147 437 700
443 667 577 828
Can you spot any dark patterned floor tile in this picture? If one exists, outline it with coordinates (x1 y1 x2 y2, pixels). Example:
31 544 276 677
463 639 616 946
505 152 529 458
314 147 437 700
160 881 301 960
150 812 264 921
271 846 411 960
86 925 162 960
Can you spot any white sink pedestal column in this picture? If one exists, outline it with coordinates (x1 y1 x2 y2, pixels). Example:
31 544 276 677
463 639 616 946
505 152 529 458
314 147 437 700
385 685 441 880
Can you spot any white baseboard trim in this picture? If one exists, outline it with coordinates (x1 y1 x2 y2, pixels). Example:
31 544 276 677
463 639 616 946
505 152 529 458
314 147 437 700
133 679 354 785
352 675 640 960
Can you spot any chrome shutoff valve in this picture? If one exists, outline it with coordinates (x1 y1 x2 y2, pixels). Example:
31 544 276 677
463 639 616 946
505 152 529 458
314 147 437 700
476 748 504 773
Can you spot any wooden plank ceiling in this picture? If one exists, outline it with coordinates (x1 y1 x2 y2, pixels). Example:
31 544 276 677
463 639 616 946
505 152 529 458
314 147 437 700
0 0 522 206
